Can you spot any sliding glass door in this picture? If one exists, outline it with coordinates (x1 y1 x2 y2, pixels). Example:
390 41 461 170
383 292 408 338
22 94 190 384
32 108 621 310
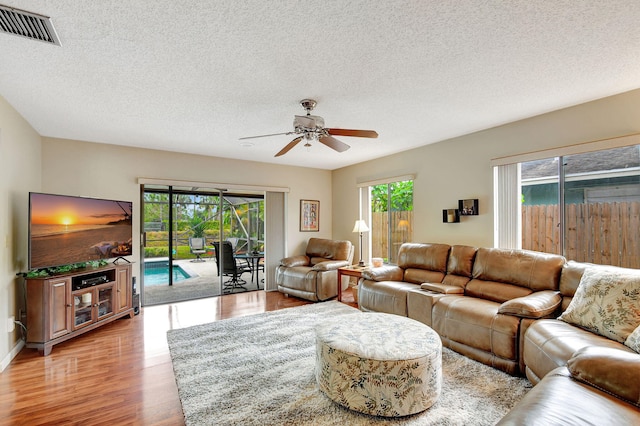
519 144 640 268
561 147 640 267
225 196 265 254
141 185 265 305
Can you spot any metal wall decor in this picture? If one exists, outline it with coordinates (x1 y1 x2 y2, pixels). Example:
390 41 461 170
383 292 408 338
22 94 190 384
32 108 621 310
443 199 479 223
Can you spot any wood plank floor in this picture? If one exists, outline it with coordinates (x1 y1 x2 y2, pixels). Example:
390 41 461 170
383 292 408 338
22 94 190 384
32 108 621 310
0 290 357 425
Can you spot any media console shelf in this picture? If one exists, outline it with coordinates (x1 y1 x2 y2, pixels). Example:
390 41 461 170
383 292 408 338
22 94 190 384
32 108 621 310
26 263 133 356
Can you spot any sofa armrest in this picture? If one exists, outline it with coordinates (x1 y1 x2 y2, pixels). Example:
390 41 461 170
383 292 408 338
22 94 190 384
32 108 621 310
280 255 310 267
568 346 640 408
497 365 640 426
420 282 464 294
498 290 561 318
361 265 404 282
311 260 350 271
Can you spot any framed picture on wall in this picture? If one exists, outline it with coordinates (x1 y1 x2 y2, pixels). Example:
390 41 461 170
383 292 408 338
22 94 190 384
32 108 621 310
300 200 320 232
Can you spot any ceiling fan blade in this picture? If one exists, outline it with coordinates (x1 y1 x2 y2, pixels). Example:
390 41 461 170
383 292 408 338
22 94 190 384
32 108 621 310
319 135 350 152
274 136 303 157
326 128 378 138
239 131 293 140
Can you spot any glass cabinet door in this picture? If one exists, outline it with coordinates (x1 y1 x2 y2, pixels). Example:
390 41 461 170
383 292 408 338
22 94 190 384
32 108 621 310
72 284 115 328
73 290 94 328
97 286 114 319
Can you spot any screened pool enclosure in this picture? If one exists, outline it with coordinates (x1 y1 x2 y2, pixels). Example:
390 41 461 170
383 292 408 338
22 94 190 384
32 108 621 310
141 185 265 303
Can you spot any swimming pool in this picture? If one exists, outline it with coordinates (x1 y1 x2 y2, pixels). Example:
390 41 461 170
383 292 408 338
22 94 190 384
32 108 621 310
143 261 191 286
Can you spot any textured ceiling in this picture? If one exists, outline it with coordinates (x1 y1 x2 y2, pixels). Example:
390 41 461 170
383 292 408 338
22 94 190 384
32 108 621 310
2 1 640 170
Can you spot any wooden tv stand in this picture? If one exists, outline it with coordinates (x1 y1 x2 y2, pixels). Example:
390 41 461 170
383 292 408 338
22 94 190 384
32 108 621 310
25 263 133 356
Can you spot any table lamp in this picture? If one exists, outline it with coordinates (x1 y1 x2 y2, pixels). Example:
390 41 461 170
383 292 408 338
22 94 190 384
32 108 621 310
352 219 370 267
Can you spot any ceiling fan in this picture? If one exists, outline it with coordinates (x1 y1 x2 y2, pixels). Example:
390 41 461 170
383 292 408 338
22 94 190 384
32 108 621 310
239 99 379 157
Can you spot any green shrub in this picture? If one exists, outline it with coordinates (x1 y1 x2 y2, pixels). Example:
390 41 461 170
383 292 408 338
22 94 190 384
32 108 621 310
144 247 169 257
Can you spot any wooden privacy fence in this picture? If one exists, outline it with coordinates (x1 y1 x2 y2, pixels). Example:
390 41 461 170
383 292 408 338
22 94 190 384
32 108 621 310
522 202 640 269
371 212 413 262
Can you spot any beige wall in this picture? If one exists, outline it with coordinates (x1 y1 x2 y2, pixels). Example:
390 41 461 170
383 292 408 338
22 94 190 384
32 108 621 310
40 138 333 287
0 96 42 369
333 88 640 261
3 87 640 367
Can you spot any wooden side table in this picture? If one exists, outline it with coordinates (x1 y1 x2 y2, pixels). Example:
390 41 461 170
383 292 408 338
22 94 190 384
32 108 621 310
337 265 367 302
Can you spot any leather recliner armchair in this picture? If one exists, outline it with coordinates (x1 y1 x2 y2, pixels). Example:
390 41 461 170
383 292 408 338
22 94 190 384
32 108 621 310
276 237 354 302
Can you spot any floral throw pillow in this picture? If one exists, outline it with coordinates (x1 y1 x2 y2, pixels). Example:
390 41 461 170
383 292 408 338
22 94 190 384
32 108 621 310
559 267 640 343
626 325 640 353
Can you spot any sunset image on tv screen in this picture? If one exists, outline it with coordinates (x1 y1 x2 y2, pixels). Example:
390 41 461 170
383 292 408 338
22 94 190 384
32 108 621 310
29 193 133 270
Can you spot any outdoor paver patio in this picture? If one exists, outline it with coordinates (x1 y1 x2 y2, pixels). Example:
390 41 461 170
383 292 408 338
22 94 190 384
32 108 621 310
142 258 263 305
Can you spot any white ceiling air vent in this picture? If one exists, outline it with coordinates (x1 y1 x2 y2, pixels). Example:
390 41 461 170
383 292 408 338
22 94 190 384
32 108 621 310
0 4 60 46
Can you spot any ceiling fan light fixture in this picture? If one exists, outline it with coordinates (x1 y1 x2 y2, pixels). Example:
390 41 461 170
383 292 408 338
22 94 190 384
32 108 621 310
303 132 314 150
239 98 378 157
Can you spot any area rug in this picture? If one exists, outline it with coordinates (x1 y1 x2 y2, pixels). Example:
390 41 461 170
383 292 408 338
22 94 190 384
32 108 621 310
167 301 532 425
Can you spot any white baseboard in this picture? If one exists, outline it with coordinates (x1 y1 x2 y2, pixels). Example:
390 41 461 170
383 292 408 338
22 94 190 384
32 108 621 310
1 339 25 372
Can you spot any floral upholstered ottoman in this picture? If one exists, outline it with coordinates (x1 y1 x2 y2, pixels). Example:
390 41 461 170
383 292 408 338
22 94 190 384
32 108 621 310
315 312 442 417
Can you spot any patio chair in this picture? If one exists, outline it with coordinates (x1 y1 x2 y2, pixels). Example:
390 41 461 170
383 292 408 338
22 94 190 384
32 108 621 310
212 241 252 293
226 237 240 252
189 237 207 262
226 237 250 255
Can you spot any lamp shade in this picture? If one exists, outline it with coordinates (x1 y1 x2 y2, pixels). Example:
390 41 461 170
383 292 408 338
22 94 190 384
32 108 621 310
352 219 370 233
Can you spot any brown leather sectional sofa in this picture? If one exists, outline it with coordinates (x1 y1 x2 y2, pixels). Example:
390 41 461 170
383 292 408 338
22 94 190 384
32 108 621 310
358 243 640 423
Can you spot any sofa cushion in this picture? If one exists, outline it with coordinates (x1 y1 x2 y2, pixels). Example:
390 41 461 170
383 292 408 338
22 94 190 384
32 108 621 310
465 280 532 303
567 346 640 408
442 274 474 288
404 268 445 285
559 266 640 343
523 319 635 384
280 255 310 267
498 291 562 318
558 260 590 311
447 245 477 277
397 243 450 273
306 237 352 262
472 248 565 291
361 265 404 282
625 324 640 353
441 245 477 289
311 259 350 271
432 296 520 362
497 367 640 426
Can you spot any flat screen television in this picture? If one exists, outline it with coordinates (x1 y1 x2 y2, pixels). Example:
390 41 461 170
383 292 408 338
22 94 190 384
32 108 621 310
28 192 133 270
